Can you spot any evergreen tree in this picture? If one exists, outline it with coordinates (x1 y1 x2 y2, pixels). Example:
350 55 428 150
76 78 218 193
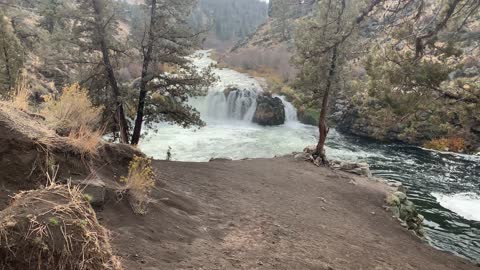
73 0 130 143
130 0 214 145
0 13 24 94
294 0 382 163
38 0 64 34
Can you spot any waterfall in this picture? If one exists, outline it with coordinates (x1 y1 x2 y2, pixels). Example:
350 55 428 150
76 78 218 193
203 88 258 121
191 50 298 124
276 95 298 122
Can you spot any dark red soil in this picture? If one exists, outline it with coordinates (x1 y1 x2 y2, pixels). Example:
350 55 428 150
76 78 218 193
99 156 478 270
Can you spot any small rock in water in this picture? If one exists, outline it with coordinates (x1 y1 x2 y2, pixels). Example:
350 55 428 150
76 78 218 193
417 214 424 223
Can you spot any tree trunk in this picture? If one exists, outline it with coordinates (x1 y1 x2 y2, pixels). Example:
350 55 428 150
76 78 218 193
91 0 129 144
2 41 12 91
131 0 157 145
315 45 338 165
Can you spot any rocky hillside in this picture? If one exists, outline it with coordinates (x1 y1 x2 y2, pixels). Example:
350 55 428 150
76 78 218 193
234 0 316 50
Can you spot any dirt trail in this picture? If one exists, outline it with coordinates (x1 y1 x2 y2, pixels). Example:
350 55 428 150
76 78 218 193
99 156 477 270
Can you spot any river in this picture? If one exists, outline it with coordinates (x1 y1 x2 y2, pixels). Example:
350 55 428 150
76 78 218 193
140 50 480 262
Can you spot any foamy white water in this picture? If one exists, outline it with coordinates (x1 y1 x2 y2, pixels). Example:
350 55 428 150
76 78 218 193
432 192 480 222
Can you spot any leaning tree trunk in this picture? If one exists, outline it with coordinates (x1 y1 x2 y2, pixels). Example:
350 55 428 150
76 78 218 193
131 0 157 145
2 42 12 91
316 45 338 165
92 0 129 144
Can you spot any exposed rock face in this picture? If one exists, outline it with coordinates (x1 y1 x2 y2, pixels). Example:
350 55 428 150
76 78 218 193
252 95 285 126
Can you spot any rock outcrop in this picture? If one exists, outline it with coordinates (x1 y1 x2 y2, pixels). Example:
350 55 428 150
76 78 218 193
386 189 425 237
252 95 285 126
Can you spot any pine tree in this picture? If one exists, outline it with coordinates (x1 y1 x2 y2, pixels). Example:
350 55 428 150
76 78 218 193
294 0 382 164
74 0 130 143
130 0 214 145
38 0 64 34
0 14 24 94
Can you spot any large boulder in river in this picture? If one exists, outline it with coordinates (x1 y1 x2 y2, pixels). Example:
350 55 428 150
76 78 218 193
252 95 285 126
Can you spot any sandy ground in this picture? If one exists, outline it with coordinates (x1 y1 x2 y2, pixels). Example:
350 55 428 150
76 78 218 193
98 156 478 270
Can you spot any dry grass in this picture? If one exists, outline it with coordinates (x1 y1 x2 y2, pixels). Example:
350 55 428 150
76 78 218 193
120 156 156 215
67 125 104 156
11 73 30 111
41 83 103 134
0 184 122 270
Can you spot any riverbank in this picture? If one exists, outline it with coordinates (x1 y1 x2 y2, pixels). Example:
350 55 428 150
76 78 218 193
98 156 477 269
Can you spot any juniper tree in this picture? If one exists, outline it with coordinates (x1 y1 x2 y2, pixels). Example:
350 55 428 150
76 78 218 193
0 13 24 94
294 0 383 164
73 0 130 143
348 0 480 149
130 0 214 145
37 0 65 34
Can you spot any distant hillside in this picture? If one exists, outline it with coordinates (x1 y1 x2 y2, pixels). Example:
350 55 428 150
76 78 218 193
189 0 268 51
236 0 317 50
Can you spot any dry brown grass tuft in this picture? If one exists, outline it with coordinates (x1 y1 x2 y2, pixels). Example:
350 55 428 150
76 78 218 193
41 83 103 134
0 184 122 270
120 156 156 215
67 125 104 156
11 73 30 111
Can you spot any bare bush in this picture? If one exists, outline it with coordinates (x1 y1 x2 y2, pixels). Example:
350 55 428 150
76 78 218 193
41 83 103 135
11 73 30 111
120 156 156 215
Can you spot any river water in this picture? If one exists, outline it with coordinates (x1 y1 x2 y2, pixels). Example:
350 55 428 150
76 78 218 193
140 51 480 262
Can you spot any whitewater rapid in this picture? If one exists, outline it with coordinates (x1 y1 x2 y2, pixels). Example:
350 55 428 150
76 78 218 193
139 50 480 261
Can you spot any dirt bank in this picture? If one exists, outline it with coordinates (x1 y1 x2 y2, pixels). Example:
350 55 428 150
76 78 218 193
99 156 477 270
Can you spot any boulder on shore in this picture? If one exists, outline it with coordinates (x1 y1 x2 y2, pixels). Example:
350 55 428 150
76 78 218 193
252 95 285 126
386 189 425 237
